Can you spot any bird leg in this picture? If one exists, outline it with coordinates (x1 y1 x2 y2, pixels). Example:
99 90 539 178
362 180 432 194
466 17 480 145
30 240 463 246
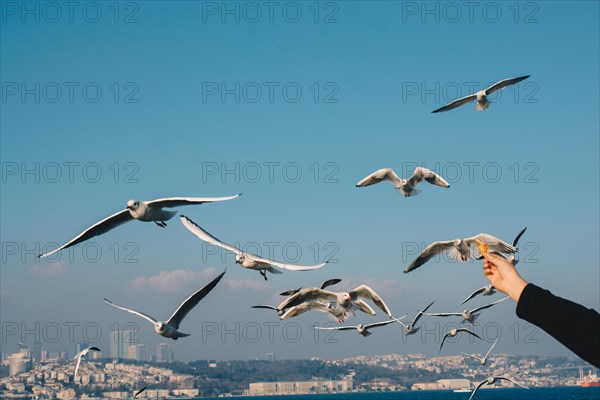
154 221 167 228
260 270 268 281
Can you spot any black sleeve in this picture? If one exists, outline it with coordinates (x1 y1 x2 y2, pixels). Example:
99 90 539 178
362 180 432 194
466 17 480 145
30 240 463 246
516 283 600 368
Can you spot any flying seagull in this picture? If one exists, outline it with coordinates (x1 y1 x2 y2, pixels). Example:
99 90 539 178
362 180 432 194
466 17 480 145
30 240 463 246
403 233 516 273
276 285 393 322
133 387 147 398
180 215 327 280
431 75 530 113
313 317 406 337
459 338 499 365
279 278 342 296
280 301 347 322
427 296 510 324
397 300 435 335
459 285 497 306
73 346 100 381
38 194 241 258
104 270 225 340
469 376 528 400
439 328 482 353
356 167 450 197
477 226 527 266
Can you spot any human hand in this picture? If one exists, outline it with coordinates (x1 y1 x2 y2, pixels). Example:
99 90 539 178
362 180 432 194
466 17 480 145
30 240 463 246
483 252 528 302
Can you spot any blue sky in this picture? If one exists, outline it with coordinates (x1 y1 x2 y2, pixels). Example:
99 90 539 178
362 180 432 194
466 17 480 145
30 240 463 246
1 1 598 362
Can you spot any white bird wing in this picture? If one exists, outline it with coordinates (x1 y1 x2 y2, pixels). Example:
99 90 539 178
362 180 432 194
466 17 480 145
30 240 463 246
280 301 332 320
427 311 463 317
103 298 158 326
180 215 327 271
460 286 489 306
407 167 450 188
74 356 82 381
365 319 399 329
356 168 403 187
277 288 338 311
39 209 133 258
459 350 482 362
469 379 489 400
484 338 499 359
349 285 392 317
179 215 242 255
147 194 241 208
431 93 477 113
404 240 455 273
167 270 226 329
485 75 530 95
470 295 510 313
466 233 516 255
412 301 435 325
351 299 377 316
314 325 357 331
495 376 527 389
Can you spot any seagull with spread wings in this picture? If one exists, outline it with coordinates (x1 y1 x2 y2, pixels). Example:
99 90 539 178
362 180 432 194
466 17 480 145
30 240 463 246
104 270 225 340
73 346 100 382
276 285 393 323
439 328 482 353
180 215 328 280
356 167 449 197
427 296 510 324
403 233 516 273
313 316 406 337
38 194 241 258
459 338 499 365
280 301 347 322
469 376 528 400
397 300 435 335
432 75 530 113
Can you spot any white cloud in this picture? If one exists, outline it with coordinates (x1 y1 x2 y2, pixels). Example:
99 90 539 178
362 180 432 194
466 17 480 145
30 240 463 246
31 262 65 276
130 268 218 294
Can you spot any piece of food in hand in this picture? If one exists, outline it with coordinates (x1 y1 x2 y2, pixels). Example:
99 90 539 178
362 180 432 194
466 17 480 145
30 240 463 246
476 240 489 256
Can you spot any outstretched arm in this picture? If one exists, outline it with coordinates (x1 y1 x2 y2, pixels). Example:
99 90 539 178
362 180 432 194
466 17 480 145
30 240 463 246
482 253 600 368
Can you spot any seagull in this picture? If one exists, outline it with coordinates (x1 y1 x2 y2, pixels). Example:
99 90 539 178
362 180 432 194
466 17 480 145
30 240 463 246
469 376 528 400
38 194 241 258
403 233 516 273
253 279 344 316
459 338 499 365
397 300 435 335
431 75 530 113
276 285 393 322
477 227 527 266
439 328 482 353
427 296 510 324
279 278 342 296
73 346 100 381
104 270 225 340
133 387 147 398
180 215 328 280
313 316 406 337
280 301 348 322
356 167 450 197
459 285 496 306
